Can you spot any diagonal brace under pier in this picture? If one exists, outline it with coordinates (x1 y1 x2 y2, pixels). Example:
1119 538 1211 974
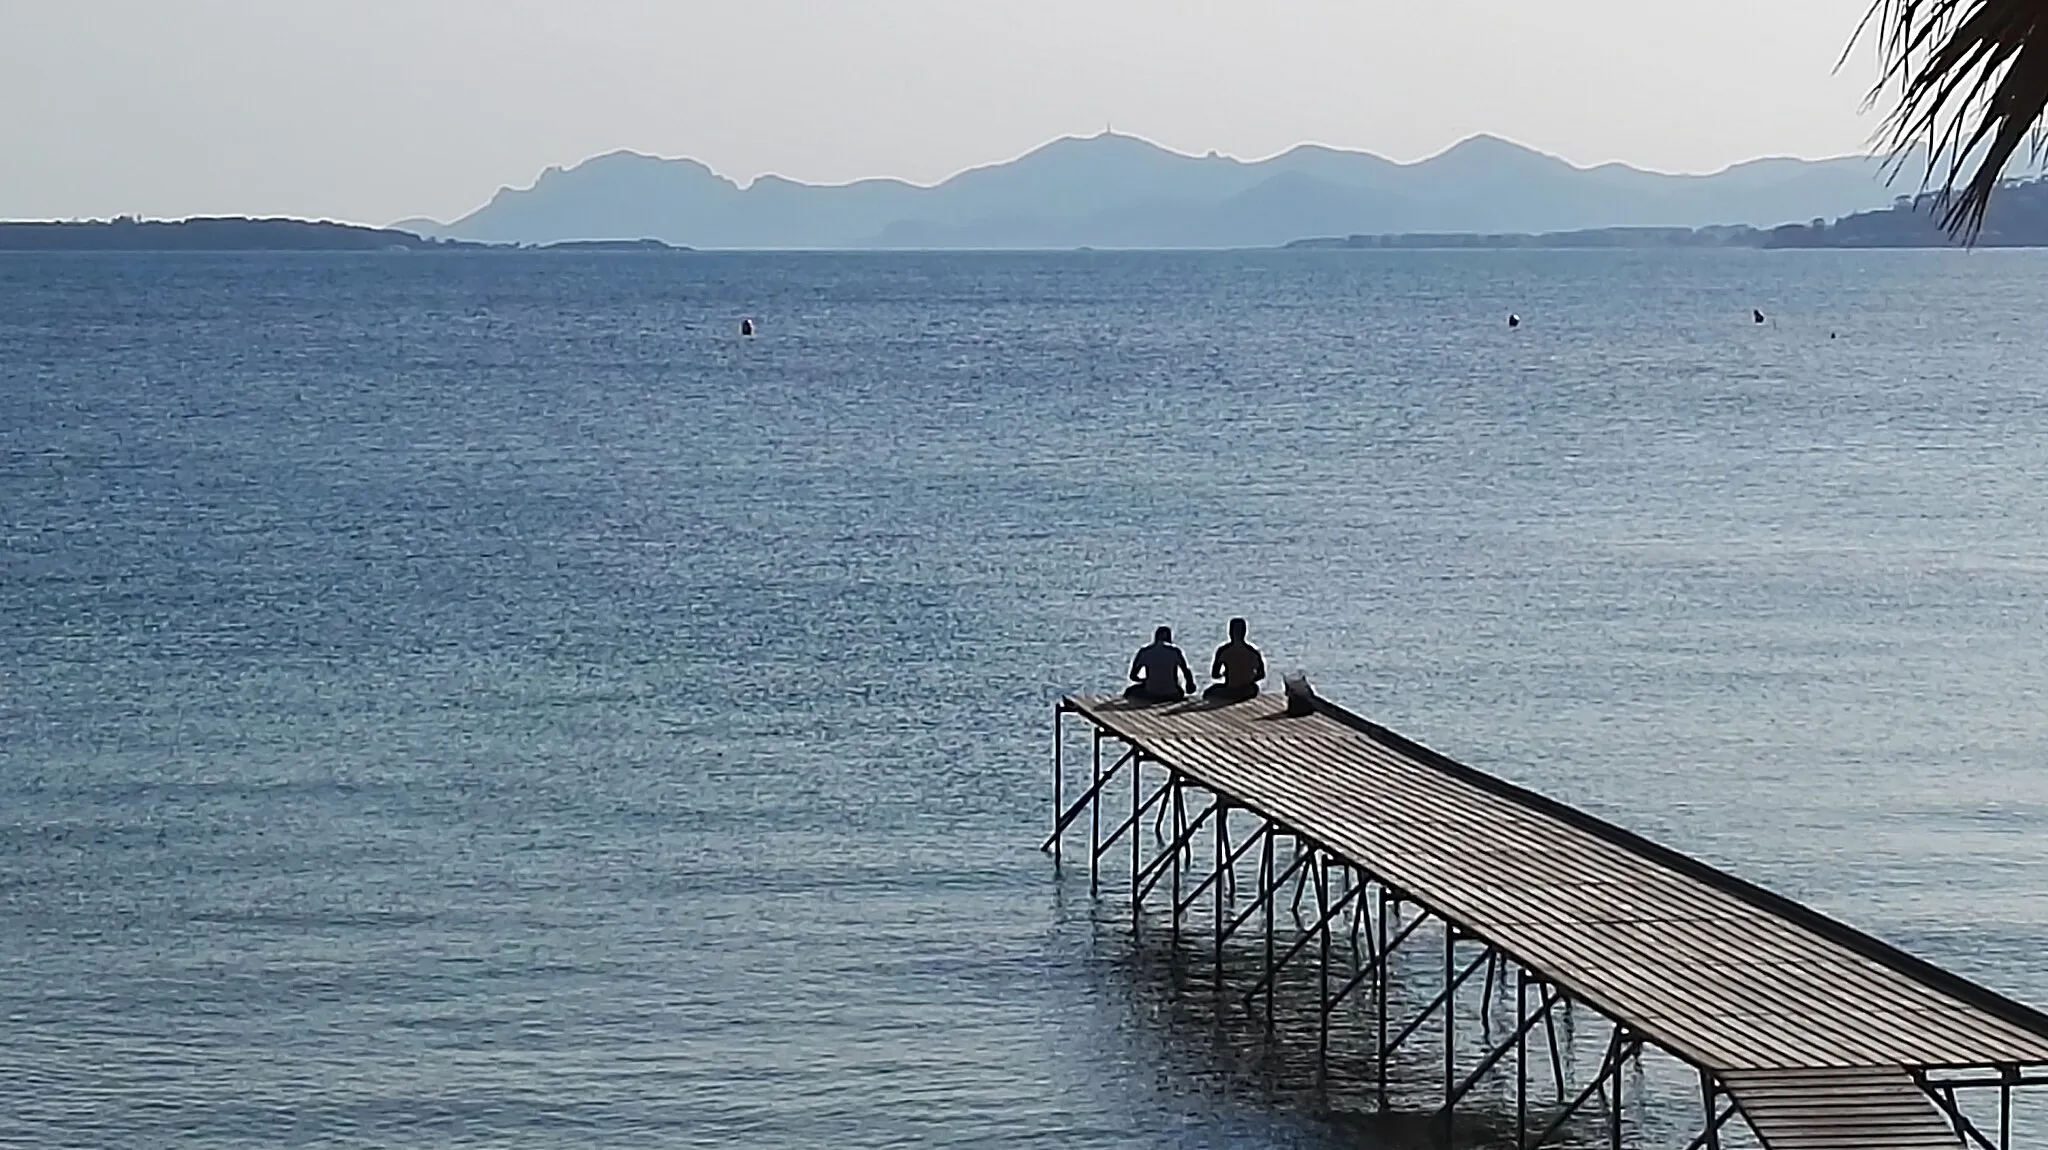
1039 746 1135 852
1241 878 1359 1008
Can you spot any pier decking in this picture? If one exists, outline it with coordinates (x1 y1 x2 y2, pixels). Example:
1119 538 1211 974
1048 691 2048 1148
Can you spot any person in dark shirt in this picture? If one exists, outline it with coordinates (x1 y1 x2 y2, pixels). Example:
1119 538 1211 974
1125 625 1195 703
1204 617 1265 703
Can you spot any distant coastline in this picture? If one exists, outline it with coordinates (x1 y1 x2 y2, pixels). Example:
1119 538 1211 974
0 218 689 253
1761 178 2048 247
20 187 2048 253
1285 178 2048 250
1284 225 1765 250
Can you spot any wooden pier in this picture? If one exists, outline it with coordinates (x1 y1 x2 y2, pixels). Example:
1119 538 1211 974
1046 691 2048 1149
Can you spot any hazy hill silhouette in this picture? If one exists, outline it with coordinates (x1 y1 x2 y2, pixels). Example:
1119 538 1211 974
414 132 1930 250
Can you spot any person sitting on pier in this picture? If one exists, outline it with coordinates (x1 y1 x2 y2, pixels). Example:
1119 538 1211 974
1125 625 1195 703
1204 617 1266 703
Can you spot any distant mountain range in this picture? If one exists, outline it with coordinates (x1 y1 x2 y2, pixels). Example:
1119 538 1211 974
399 133 1938 250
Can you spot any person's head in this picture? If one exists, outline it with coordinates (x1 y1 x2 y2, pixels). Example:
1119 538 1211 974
1229 617 1247 641
1154 625 1172 644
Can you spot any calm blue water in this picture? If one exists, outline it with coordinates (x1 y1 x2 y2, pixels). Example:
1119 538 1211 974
5 249 2048 1148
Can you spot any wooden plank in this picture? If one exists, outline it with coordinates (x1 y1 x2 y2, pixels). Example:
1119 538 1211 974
1723 1068 1964 1150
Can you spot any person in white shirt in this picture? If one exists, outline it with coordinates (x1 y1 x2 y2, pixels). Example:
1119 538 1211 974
1125 626 1195 703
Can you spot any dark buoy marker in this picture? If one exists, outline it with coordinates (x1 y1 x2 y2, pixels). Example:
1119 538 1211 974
1507 313 1520 329
740 318 755 337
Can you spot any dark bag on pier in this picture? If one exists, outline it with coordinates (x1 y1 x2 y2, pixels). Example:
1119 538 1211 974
1283 672 1318 717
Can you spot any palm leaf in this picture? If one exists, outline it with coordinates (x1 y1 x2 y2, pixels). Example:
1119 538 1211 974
1863 0 2048 238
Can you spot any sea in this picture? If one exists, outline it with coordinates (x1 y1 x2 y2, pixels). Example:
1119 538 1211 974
4 249 2048 1149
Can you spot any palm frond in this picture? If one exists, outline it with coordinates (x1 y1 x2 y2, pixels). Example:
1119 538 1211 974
1863 0 2048 238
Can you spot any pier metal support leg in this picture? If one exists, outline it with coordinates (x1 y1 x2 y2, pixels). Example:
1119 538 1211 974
2002 1065 2015 1150
1544 990 1567 1102
1169 775 1183 947
1052 706 1063 869
1440 978 1558 1121
1377 889 1393 1111
1691 1070 1726 1150
1167 819 1294 1021
1517 972 1529 1146
1090 731 1102 894
1444 924 1456 1141
1384 943 1491 1060
1324 905 1428 1021
1523 1027 1639 1150
1918 1076 2001 1150
1262 825 1276 1029
1347 867 1365 966
1244 872 1359 1008
1220 809 1236 904
1044 748 1132 860
1317 854 1332 1068
1136 794 1213 907
1175 810 1264 925
1290 841 1309 925
1610 1027 1623 1150
1130 751 1142 932
1204 798 1220 986
1481 950 1496 1033
1680 1103 1739 1150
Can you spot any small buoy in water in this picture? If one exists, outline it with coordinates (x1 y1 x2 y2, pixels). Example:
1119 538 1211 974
1507 313 1520 329
1753 309 1766 324
740 318 755 337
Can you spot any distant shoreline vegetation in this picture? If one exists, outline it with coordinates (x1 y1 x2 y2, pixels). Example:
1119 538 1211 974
0 218 690 253
1286 178 2048 250
1285 225 1765 250
17 181 2048 252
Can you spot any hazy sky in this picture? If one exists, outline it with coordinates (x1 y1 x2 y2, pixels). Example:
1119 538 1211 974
2 0 1893 225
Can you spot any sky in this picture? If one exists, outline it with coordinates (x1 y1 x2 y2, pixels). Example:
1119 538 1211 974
1 0 1894 226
